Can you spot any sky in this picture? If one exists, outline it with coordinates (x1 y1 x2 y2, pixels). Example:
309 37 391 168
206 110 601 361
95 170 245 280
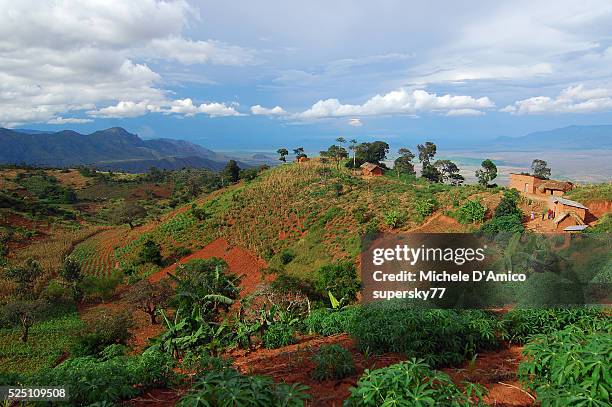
2 0 612 150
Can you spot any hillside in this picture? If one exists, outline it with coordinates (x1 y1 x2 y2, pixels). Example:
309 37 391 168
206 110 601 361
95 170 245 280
114 161 491 279
489 124 612 151
0 127 237 171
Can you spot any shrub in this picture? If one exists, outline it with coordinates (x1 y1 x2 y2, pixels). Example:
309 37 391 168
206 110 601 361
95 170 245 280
350 303 501 367
177 367 310 407
502 307 607 344
480 214 524 235
494 189 522 218
311 344 355 381
33 350 174 406
518 325 611 406
80 269 124 302
455 199 486 224
72 309 134 357
383 209 403 228
263 323 296 349
345 358 487 406
140 239 162 265
414 197 438 220
315 262 360 306
280 249 296 265
304 307 358 336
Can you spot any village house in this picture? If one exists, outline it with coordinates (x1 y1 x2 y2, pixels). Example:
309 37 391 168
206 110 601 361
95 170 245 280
508 173 573 196
296 156 310 163
549 196 589 232
360 162 383 177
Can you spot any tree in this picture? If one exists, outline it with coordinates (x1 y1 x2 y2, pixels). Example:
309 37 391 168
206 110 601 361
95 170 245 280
4 258 42 298
277 148 289 163
421 164 443 183
122 279 173 324
60 257 83 300
112 200 146 229
140 239 162 265
417 141 437 166
321 145 348 170
394 148 416 177
223 160 241 183
1 299 47 343
455 199 487 224
348 139 358 168
494 189 523 219
315 262 360 306
476 159 497 187
171 258 241 320
434 159 464 185
531 159 551 179
293 147 307 159
335 137 346 145
354 141 389 165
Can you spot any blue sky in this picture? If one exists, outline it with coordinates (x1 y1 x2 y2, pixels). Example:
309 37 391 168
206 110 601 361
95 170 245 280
2 0 612 150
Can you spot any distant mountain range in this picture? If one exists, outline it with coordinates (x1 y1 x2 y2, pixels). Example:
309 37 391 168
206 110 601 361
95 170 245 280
488 125 612 151
0 127 244 172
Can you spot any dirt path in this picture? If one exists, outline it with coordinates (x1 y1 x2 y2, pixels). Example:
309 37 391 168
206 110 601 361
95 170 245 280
149 238 269 296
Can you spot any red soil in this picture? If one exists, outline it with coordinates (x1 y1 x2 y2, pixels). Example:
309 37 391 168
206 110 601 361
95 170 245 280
149 238 269 296
443 345 534 407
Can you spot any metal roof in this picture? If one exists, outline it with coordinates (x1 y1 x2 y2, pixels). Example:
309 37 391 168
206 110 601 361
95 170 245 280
563 225 589 231
549 196 588 210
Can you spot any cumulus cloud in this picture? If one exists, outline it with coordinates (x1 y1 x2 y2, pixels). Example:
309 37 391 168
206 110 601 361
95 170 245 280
168 99 242 117
250 105 287 115
446 109 485 116
501 84 612 114
0 0 255 126
347 118 363 126
47 116 93 124
296 88 494 119
88 98 243 118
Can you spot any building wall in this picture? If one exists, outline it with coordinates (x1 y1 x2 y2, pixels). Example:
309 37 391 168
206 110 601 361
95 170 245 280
556 215 579 231
509 174 543 194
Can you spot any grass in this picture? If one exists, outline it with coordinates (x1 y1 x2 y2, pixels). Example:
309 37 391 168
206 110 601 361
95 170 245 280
0 307 83 374
114 162 490 280
566 183 612 201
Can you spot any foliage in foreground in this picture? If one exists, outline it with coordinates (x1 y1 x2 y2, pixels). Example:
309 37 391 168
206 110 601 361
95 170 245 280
9 349 175 406
350 303 502 367
519 325 612 406
345 358 487 406
311 344 355 381
502 307 608 344
177 367 310 407
304 307 359 336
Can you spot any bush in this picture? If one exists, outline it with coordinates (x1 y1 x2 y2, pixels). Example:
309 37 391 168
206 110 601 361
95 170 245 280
494 189 522 218
311 344 355 381
140 239 162 265
263 323 296 349
480 214 524 235
315 262 361 306
383 210 403 228
304 307 358 336
415 197 438 220
518 325 611 406
33 350 174 406
72 309 134 357
455 199 486 224
350 303 501 367
80 270 124 302
280 249 295 265
502 307 608 344
345 358 487 406
178 367 310 407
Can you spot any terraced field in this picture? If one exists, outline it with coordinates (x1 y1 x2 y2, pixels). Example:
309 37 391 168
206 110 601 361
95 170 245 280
71 227 129 277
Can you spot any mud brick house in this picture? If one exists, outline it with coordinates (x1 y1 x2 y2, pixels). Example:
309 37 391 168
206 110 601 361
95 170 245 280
296 156 310 163
360 162 383 177
549 196 589 231
508 173 573 196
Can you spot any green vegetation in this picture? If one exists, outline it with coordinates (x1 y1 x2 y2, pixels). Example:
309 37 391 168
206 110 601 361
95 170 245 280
315 261 361 306
350 303 502 367
311 344 355 381
519 324 611 406
345 358 487 406
178 367 310 407
454 199 487 224
567 183 612 201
